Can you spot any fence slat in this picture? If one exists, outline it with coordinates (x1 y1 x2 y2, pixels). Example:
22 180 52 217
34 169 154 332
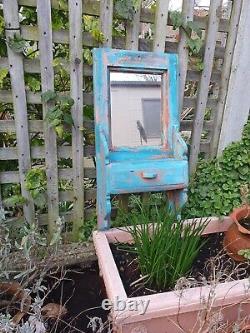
125 0 142 50
37 0 59 240
178 0 195 114
153 0 170 51
18 25 226 59
0 90 218 109
100 0 113 47
217 0 250 154
0 145 95 160
189 0 223 173
0 57 222 82
0 119 213 134
1 0 229 32
2 0 35 224
210 0 243 157
69 0 84 240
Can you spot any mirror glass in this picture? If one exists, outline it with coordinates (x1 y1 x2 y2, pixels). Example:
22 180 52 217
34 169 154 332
110 71 162 147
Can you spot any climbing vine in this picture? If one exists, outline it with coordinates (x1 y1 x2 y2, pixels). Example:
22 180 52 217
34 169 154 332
25 168 47 209
114 0 141 20
170 11 204 71
41 90 74 138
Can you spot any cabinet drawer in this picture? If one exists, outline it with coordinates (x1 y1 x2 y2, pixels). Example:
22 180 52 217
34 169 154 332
109 160 188 194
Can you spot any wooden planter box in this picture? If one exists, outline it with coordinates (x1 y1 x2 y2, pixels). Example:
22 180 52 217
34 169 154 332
93 217 250 333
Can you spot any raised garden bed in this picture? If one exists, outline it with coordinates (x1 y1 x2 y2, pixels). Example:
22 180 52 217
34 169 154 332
93 217 250 333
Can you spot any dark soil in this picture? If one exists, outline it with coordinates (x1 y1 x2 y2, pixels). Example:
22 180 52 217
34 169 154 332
44 262 110 333
111 233 250 297
240 217 250 231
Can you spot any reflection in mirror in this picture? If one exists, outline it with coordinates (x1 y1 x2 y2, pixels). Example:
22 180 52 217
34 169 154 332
110 71 162 147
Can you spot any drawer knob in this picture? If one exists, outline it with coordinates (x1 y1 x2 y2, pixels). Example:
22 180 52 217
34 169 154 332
142 172 157 179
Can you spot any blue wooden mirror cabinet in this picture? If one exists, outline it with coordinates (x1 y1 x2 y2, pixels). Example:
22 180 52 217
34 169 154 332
93 48 188 230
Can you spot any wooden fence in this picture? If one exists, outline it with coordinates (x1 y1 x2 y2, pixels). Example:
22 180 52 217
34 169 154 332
0 0 245 239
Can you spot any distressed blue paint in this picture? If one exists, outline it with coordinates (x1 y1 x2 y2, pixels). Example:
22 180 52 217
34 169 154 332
108 160 188 194
93 48 188 229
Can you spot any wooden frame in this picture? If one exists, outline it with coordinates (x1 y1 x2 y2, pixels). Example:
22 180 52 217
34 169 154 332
93 48 188 229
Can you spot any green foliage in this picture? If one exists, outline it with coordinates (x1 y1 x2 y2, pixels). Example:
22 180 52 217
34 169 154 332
119 200 208 290
41 90 74 138
15 222 47 260
84 16 105 44
0 11 7 57
20 6 37 25
7 34 27 54
170 11 204 71
25 74 41 92
114 0 140 20
83 48 93 65
0 68 8 88
238 249 250 260
183 120 250 218
79 215 97 241
3 195 27 207
25 168 47 209
0 12 4 35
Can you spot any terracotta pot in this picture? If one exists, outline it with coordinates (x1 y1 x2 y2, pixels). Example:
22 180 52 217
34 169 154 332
241 324 250 332
224 205 250 262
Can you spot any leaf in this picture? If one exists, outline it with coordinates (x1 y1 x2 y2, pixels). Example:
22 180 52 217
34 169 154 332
91 29 105 43
0 68 8 88
0 14 5 35
63 113 74 126
239 166 249 175
49 118 61 128
55 125 64 138
170 11 183 30
187 37 203 55
83 48 93 65
58 0 68 11
115 0 135 20
8 34 27 53
57 95 74 107
41 90 57 103
26 75 41 92
3 195 27 207
186 21 202 38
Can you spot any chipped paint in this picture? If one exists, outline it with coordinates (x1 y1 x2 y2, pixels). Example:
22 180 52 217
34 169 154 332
93 48 188 229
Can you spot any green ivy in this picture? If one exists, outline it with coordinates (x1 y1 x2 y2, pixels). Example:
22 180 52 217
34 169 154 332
3 195 27 208
25 168 47 209
114 0 141 20
0 69 8 88
7 34 27 54
183 120 250 218
170 11 204 71
41 90 74 138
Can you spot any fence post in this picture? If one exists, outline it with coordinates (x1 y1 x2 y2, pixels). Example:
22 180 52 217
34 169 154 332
178 0 195 115
100 0 113 47
210 0 242 157
69 0 84 241
189 0 223 174
217 0 250 155
37 0 59 240
2 0 35 224
125 0 142 50
153 0 170 52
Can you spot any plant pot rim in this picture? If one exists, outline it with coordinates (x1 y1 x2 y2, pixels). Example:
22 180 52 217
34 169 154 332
93 216 250 326
230 205 250 235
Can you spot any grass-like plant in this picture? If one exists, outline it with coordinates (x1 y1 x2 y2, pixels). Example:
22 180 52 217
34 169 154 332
119 200 208 290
